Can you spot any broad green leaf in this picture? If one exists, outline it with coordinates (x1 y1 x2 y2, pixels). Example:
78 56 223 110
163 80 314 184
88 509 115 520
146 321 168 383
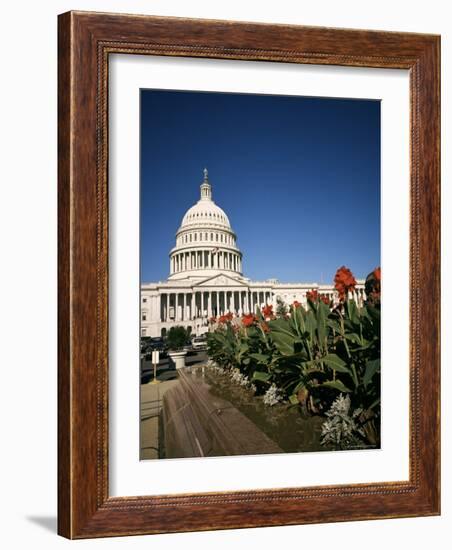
363 358 380 387
346 299 360 325
344 332 362 345
268 327 298 355
316 301 328 345
305 310 317 342
321 353 350 373
326 318 341 331
320 380 352 393
249 353 270 363
268 318 297 338
252 371 271 382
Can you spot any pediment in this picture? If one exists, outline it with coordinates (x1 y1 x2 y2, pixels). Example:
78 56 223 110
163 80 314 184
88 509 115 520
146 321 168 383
194 273 248 288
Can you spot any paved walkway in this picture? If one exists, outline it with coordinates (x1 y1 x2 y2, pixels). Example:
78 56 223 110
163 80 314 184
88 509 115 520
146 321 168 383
140 352 209 460
140 377 179 460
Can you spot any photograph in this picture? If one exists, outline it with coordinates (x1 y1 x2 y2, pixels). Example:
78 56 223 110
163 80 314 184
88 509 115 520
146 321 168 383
139 89 382 460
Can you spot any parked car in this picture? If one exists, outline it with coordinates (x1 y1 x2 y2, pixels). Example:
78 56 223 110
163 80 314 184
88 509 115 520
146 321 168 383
192 335 207 351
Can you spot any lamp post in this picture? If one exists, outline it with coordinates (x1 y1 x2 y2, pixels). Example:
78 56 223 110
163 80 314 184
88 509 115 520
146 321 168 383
150 350 160 384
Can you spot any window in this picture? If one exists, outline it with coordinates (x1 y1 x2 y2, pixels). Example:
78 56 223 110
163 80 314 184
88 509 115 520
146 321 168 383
141 328 147 336
142 312 147 321
142 297 147 303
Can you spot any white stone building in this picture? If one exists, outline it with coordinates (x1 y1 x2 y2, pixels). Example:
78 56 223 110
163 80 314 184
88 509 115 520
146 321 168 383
141 169 365 337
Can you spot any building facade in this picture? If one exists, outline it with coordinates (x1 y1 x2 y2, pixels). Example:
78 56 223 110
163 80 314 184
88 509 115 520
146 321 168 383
141 169 365 337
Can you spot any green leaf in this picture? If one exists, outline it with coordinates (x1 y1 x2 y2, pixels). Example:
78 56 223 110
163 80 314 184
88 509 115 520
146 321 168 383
268 318 296 337
320 380 352 393
269 331 295 355
316 301 328 345
363 358 380 388
249 353 270 363
321 353 350 373
305 310 317 342
344 332 362 345
346 299 360 325
252 371 271 382
326 318 341 332
293 305 306 335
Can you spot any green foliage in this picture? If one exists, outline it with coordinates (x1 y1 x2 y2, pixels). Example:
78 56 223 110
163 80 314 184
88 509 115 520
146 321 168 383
206 279 381 447
275 296 288 317
166 325 191 351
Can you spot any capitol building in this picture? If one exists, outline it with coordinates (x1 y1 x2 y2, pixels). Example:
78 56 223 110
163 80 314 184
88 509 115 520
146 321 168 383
141 169 365 338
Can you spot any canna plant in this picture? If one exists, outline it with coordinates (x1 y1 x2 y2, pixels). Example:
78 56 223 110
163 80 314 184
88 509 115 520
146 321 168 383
206 266 381 447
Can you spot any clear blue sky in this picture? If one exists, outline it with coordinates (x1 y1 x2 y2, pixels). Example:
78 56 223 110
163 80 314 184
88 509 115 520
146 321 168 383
140 89 380 284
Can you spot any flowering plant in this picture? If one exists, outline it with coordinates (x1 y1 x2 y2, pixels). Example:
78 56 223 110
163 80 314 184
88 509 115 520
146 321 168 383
206 266 381 448
334 266 357 301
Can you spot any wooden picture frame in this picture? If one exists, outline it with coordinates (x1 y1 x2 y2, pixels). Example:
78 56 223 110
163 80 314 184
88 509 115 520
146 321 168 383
58 11 440 538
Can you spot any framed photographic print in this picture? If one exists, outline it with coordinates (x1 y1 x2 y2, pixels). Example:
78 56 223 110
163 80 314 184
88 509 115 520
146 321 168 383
58 11 440 538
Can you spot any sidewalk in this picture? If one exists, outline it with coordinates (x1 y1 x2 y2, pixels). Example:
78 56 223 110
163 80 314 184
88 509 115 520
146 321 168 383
140 377 180 459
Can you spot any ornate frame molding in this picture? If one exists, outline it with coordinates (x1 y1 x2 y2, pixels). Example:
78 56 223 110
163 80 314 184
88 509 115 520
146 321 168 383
58 11 440 538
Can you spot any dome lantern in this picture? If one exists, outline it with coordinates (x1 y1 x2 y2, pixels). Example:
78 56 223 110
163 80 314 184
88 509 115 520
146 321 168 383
200 167 212 200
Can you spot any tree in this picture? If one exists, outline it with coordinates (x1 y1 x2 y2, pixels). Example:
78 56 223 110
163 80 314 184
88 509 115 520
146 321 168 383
166 326 191 351
275 296 288 317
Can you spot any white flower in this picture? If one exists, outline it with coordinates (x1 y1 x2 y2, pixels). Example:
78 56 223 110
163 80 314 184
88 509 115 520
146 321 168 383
263 384 284 406
321 394 365 448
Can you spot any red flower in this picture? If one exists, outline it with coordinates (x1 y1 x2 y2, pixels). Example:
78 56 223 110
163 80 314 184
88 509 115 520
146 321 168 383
262 304 274 319
242 314 256 327
209 316 217 324
292 300 302 308
306 289 319 302
260 321 270 333
320 294 330 305
368 266 381 304
218 312 234 324
334 266 357 301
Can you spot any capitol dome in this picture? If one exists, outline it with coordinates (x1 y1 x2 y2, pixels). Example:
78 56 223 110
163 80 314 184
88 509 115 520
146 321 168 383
168 169 243 280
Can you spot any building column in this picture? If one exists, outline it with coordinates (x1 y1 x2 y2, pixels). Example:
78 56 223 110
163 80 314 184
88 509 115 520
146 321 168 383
185 293 190 320
166 294 170 322
207 292 212 318
156 294 161 323
174 293 178 321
